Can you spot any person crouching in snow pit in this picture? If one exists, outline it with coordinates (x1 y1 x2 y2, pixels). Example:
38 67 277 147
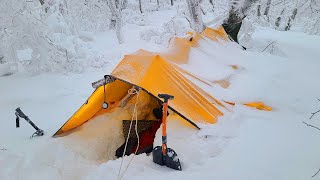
115 107 168 158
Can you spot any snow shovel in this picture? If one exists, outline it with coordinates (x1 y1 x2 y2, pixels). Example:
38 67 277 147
152 94 182 171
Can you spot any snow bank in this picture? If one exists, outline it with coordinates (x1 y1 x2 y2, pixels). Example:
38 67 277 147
61 114 124 163
83 112 241 180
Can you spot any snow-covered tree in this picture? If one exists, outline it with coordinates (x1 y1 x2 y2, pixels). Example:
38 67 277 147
225 0 257 24
187 0 205 32
0 0 119 73
0 1 57 72
107 0 124 44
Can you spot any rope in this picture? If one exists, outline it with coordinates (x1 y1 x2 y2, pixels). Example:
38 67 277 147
117 88 140 180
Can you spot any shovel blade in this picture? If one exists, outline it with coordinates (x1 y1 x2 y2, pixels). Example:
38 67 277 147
166 148 182 171
152 146 182 171
152 146 165 166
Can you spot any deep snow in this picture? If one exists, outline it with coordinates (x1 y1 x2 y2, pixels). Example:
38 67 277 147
1 17 320 180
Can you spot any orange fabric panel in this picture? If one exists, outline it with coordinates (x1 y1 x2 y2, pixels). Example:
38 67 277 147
202 26 229 41
58 80 131 134
111 54 155 85
230 65 239 70
188 33 205 47
243 102 272 111
162 37 191 64
223 101 236 106
112 55 223 124
173 65 225 107
175 65 212 87
213 78 231 89
223 101 272 111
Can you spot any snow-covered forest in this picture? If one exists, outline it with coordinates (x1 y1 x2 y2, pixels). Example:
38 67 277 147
0 0 319 74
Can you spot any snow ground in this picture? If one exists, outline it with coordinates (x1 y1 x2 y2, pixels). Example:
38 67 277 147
1 12 320 180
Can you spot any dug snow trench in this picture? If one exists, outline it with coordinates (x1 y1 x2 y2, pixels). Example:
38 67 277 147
59 89 160 163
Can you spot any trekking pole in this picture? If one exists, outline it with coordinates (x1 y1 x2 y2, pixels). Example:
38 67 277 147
153 94 181 171
15 107 44 138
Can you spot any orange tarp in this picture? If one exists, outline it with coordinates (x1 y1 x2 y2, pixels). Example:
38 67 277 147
112 53 223 122
244 102 272 111
54 52 224 136
54 26 252 136
223 101 272 111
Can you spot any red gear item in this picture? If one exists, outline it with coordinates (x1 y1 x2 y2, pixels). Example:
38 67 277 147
133 120 162 154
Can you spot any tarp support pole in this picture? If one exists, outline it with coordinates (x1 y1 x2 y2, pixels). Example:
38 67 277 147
91 75 115 89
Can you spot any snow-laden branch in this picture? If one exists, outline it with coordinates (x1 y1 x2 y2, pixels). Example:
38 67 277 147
303 122 320 131
262 41 277 52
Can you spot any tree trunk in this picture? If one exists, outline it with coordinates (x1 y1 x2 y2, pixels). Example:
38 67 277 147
0 55 4 64
257 0 261 17
186 0 205 32
275 8 285 28
110 15 117 30
275 17 281 27
115 15 124 43
222 0 255 44
108 0 124 43
257 4 261 16
171 0 173 6
139 0 143 13
225 0 242 24
285 8 297 31
264 0 272 16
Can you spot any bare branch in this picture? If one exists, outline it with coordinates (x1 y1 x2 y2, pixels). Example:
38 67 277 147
309 99 320 119
312 168 320 177
41 35 54 46
303 122 320 131
310 110 320 119
262 41 276 52
297 0 309 9
272 0 285 6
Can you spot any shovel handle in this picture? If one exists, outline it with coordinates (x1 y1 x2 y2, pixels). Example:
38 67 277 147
161 102 168 156
158 94 174 103
158 94 174 157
